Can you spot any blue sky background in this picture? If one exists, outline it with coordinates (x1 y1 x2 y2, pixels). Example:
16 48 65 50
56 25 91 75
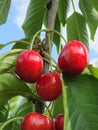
0 0 98 65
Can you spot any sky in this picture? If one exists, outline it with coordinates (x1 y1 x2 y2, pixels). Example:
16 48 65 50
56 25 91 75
0 0 98 66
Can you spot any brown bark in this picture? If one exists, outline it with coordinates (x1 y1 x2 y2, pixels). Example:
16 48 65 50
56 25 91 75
35 0 59 113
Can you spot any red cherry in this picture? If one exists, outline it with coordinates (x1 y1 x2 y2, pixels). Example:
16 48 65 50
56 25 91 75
21 112 53 130
16 50 43 83
54 114 64 130
36 71 62 101
58 40 89 75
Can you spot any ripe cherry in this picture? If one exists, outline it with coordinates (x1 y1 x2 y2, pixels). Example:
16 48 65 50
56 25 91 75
16 50 43 83
58 40 89 75
21 112 53 130
36 71 62 101
54 114 64 130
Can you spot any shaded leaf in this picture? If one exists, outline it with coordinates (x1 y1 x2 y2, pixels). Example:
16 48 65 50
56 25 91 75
63 74 98 130
88 64 98 79
52 95 64 118
90 0 98 11
66 12 89 49
53 15 61 53
0 103 9 122
0 73 32 105
3 122 20 130
22 0 48 37
58 0 69 26
0 118 21 130
12 38 31 50
79 0 98 40
0 0 11 24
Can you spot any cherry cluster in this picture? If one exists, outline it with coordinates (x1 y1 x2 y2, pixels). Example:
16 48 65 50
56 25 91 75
16 40 88 130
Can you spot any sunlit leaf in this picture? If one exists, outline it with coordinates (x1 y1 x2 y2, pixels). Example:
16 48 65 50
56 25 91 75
79 0 98 40
22 0 48 37
0 73 32 105
88 64 98 79
0 49 24 73
66 12 89 49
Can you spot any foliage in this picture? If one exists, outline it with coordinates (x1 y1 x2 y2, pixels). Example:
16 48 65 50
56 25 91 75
0 0 98 130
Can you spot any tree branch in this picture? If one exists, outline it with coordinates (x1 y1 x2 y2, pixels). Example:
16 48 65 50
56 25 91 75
35 0 59 113
43 0 59 74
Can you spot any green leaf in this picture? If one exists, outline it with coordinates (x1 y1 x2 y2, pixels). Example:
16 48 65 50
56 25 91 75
66 12 89 49
2 98 34 130
53 15 61 53
22 0 48 37
0 0 11 24
0 49 24 73
0 73 32 105
12 38 31 50
15 98 34 117
52 95 64 118
90 0 98 11
58 0 69 26
3 122 20 130
63 74 98 130
0 117 22 130
8 96 19 116
79 0 98 40
0 44 7 50
88 64 98 79
0 103 9 122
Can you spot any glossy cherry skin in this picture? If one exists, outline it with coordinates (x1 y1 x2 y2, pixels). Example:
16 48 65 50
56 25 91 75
54 114 64 130
58 40 89 75
21 112 53 130
36 71 62 101
16 50 43 83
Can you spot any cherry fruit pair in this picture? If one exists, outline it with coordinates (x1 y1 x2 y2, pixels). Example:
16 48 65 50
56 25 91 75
16 50 62 101
21 112 64 130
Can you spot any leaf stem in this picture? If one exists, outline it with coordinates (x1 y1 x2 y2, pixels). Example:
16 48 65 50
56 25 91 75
30 29 46 50
30 28 67 50
43 57 57 69
42 50 57 66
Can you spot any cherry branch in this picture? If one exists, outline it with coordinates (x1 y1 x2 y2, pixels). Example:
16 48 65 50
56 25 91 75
35 0 59 113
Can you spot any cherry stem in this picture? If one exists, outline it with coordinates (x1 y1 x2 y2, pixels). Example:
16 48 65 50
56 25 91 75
29 28 67 50
0 117 23 130
43 57 57 69
30 29 46 50
31 94 53 120
47 32 53 70
42 51 57 66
